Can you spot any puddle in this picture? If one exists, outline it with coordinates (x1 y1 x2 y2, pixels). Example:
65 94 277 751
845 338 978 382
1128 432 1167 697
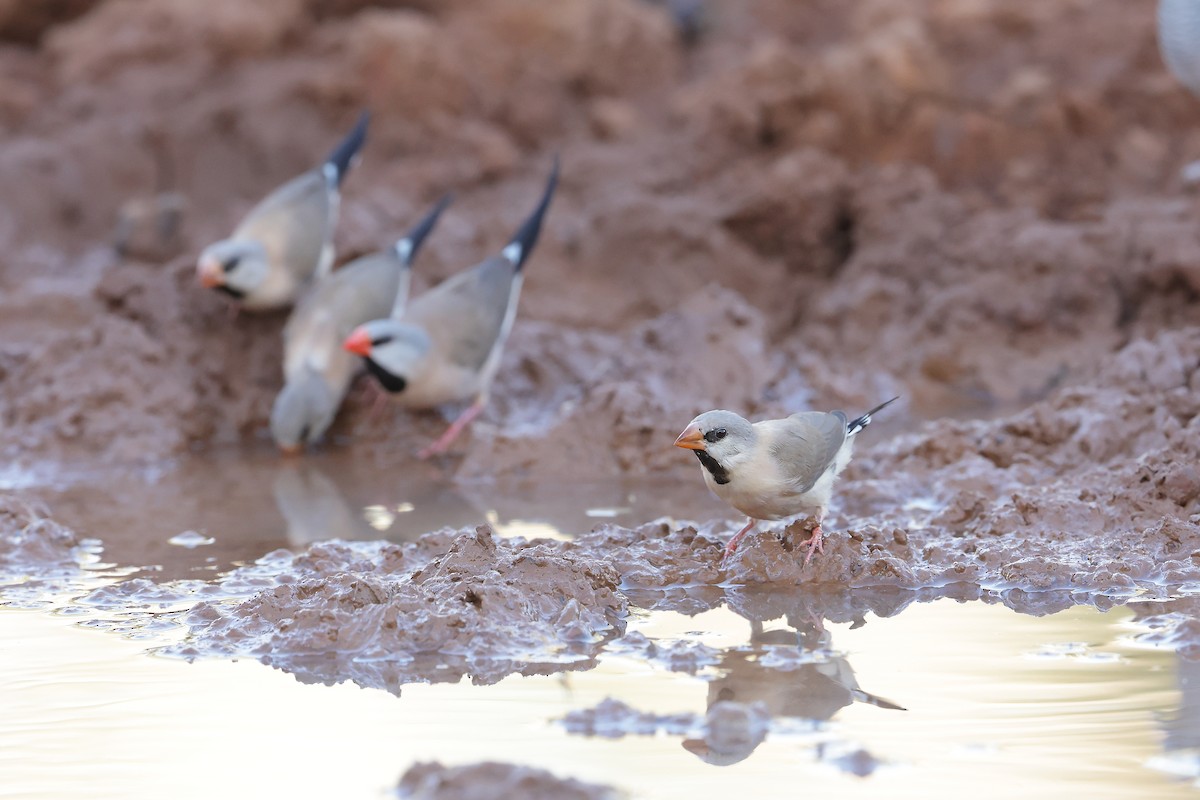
1 597 1195 800
26 448 730 580
4 452 1200 799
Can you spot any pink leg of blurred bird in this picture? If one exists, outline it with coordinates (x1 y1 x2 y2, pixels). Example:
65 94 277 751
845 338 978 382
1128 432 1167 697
803 514 826 566
365 382 391 425
723 518 757 561
418 398 486 459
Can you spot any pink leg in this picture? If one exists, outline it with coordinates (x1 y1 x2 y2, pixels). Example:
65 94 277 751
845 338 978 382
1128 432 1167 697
418 398 486 459
803 513 826 566
723 518 757 561
365 382 391 425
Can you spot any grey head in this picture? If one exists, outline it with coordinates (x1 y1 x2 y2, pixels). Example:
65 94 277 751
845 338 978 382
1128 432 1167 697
674 409 757 484
270 369 338 453
348 318 433 395
197 238 270 300
1160 0 1200 97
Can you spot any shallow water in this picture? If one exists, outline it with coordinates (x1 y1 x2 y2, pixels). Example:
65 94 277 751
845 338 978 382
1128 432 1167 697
4 454 1200 799
1 596 1195 799
27 448 730 580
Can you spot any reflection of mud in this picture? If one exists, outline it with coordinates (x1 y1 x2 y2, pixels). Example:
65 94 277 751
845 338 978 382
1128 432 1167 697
396 761 618 800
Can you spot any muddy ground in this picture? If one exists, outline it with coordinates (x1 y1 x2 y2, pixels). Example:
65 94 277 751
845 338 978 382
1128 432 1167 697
3 3 1200 786
1 0 1197 565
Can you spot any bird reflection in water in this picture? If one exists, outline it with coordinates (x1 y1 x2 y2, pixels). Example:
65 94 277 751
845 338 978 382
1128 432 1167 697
271 461 485 547
683 598 904 769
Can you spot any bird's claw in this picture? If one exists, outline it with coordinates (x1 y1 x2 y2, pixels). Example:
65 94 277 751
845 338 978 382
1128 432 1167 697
802 525 824 566
417 443 445 460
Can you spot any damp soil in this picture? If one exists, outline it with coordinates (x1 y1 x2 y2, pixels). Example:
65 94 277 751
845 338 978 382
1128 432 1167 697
3 0 1200 797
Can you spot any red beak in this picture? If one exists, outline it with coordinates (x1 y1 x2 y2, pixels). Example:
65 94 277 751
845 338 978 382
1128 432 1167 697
343 327 372 357
197 257 224 289
674 425 706 450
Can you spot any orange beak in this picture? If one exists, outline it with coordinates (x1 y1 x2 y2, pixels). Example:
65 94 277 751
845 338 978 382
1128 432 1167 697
197 257 224 289
674 425 706 450
343 327 372 357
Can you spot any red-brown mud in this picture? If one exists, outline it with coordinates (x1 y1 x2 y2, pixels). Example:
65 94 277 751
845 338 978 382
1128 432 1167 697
3 1 1200 785
0 493 80 570
166 528 626 690
0 0 1197 475
396 761 619 800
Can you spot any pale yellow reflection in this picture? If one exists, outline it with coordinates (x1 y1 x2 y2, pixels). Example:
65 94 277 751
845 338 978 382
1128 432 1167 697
0 601 1193 800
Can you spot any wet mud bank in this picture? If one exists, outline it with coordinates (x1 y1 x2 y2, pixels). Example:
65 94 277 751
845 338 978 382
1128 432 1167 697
0 0 1198 478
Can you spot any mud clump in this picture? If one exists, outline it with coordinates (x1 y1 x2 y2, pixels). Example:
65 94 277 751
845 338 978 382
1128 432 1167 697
0 492 85 571
0 491 98 607
169 527 626 692
396 761 619 800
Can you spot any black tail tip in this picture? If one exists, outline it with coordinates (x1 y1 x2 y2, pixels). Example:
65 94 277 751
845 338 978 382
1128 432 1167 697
396 192 454 265
502 156 560 270
848 396 900 433
325 110 371 185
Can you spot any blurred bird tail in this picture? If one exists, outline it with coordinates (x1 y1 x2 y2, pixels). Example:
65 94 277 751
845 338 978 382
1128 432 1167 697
323 110 370 187
501 155 559 271
847 396 899 436
851 688 906 711
394 193 453 267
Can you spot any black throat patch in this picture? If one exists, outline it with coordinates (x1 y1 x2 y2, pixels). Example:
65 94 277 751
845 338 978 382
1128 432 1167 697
363 358 407 394
215 285 246 300
694 450 731 485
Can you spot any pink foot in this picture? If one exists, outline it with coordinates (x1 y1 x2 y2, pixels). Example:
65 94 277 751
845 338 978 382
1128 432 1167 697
722 519 757 563
418 399 485 459
803 525 825 566
365 383 391 425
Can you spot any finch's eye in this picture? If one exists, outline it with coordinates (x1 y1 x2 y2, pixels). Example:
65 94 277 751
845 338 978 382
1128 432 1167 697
704 428 727 444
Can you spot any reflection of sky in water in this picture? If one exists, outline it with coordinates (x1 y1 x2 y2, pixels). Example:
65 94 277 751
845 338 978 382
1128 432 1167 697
1 597 1195 799
8 451 1200 797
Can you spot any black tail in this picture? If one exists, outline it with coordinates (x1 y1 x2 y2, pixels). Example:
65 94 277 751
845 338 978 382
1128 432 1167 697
847 396 899 436
394 193 453 266
501 156 559 271
323 110 370 187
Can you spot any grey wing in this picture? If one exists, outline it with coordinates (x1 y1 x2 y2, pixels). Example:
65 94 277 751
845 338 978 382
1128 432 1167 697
409 255 517 372
768 411 848 493
283 254 399 379
236 170 334 280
